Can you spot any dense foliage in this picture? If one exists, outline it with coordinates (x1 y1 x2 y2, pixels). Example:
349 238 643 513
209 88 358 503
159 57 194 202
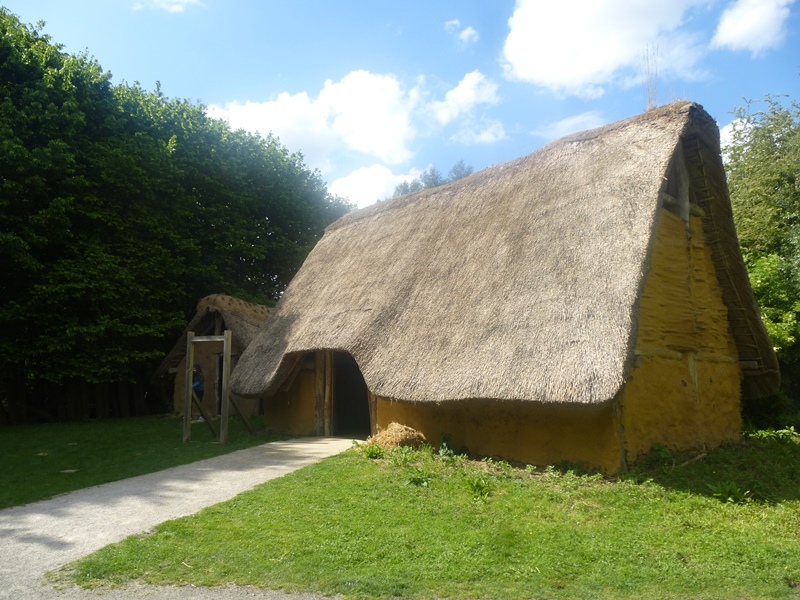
0 10 350 419
725 96 800 422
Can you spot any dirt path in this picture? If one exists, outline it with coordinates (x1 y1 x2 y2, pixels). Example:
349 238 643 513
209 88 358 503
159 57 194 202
0 437 353 599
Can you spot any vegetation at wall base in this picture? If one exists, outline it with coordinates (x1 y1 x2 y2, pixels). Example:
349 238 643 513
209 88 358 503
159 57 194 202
0 415 279 509
63 431 800 600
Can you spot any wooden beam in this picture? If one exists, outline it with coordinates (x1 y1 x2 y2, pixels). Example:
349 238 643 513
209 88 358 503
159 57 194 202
660 191 679 209
220 329 232 444
279 354 305 392
689 202 706 217
182 332 195 443
229 392 257 436
324 350 333 436
315 352 325 435
367 390 377 437
192 391 218 437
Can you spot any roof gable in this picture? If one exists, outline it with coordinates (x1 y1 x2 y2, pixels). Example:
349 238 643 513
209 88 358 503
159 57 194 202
154 295 270 380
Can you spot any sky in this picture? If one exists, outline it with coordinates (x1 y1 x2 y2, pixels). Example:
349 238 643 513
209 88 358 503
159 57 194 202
5 0 800 208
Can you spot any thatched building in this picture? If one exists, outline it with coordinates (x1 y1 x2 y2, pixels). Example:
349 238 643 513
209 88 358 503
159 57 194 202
230 102 778 472
155 294 270 417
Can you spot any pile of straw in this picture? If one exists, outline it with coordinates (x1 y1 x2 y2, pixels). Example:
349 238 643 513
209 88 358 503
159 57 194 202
367 422 426 448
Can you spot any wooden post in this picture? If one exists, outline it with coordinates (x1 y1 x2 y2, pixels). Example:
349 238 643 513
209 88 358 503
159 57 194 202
219 330 232 444
229 392 257 436
191 392 218 437
315 352 325 435
323 350 333 436
182 332 195 443
368 390 378 436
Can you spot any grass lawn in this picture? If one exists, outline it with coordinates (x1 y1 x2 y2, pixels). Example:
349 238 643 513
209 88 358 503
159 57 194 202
0 414 281 509
63 428 800 600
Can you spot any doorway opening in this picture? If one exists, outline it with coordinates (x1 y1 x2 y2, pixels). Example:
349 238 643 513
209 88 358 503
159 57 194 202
332 352 371 437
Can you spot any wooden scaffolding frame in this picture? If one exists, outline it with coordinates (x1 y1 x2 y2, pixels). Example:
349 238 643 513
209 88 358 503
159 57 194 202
182 330 256 443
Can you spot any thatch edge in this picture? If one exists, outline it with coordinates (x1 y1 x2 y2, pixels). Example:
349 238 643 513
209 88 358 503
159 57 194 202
152 294 271 382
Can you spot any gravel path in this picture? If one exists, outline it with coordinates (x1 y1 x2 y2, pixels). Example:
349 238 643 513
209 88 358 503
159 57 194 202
0 437 353 599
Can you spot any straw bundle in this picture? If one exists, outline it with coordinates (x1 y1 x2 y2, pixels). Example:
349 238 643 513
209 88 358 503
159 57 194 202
367 422 426 448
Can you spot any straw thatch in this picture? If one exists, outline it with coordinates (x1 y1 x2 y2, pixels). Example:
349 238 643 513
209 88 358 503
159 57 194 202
231 102 778 404
367 422 427 448
154 294 271 381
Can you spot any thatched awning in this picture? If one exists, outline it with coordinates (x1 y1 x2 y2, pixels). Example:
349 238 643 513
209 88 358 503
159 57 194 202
153 294 270 381
231 102 779 403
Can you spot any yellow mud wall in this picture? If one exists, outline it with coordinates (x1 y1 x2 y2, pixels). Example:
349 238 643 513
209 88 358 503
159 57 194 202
377 397 623 473
621 210 741 461
262 369 317 435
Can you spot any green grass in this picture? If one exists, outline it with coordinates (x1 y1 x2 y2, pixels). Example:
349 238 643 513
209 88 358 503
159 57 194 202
0 414 280 509
63 429 800 600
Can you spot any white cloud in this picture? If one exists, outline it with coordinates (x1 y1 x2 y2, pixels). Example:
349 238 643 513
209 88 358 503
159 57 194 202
431 70 500 125
445 18 479 44
207 70 421 171
712 0 795 56
329 164 421 208
459 26 479 44
206 94 339 173
531 112 607 141
451 119 507 145
719 120 736 150
445 19 461 33
207 69 505 197
501 0 707 98
132 0 202 13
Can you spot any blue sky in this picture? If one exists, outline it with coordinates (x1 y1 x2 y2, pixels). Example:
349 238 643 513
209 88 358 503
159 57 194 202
5 0 799 207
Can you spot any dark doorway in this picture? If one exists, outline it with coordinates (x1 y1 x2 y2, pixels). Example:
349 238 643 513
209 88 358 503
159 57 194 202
332 352 370 437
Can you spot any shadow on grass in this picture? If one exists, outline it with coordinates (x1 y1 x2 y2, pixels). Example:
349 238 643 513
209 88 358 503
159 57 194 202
617 430 800 504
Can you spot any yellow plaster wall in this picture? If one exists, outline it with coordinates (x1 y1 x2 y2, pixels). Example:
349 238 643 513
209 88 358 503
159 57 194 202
377 397 623 473
621 210 741 461
262 368 317 435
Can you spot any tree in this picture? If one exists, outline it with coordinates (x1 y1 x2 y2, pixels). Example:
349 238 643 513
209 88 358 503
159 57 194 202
392 160 474 198
0 10 351 421
447 159 474 182
724 95 800 421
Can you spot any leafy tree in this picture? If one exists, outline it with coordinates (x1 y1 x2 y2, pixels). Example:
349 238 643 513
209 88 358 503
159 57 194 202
392 179 423 197
419 165 446 189
725 96 800 421
0 10 351 421
392 160 474 198
447 159 474 182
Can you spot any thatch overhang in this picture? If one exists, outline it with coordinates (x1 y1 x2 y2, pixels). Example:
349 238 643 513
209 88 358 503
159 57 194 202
231 102 779 404
153 294 271 381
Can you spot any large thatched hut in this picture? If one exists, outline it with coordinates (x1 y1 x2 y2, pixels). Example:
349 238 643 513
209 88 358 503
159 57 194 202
155 295 270 418
230 102 778 472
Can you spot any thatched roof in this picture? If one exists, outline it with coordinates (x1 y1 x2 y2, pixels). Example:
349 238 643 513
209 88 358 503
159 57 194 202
153 294 270 380
231 102 779 403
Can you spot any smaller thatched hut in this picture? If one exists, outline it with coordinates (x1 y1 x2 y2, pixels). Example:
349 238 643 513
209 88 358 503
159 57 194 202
154 295 270 417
